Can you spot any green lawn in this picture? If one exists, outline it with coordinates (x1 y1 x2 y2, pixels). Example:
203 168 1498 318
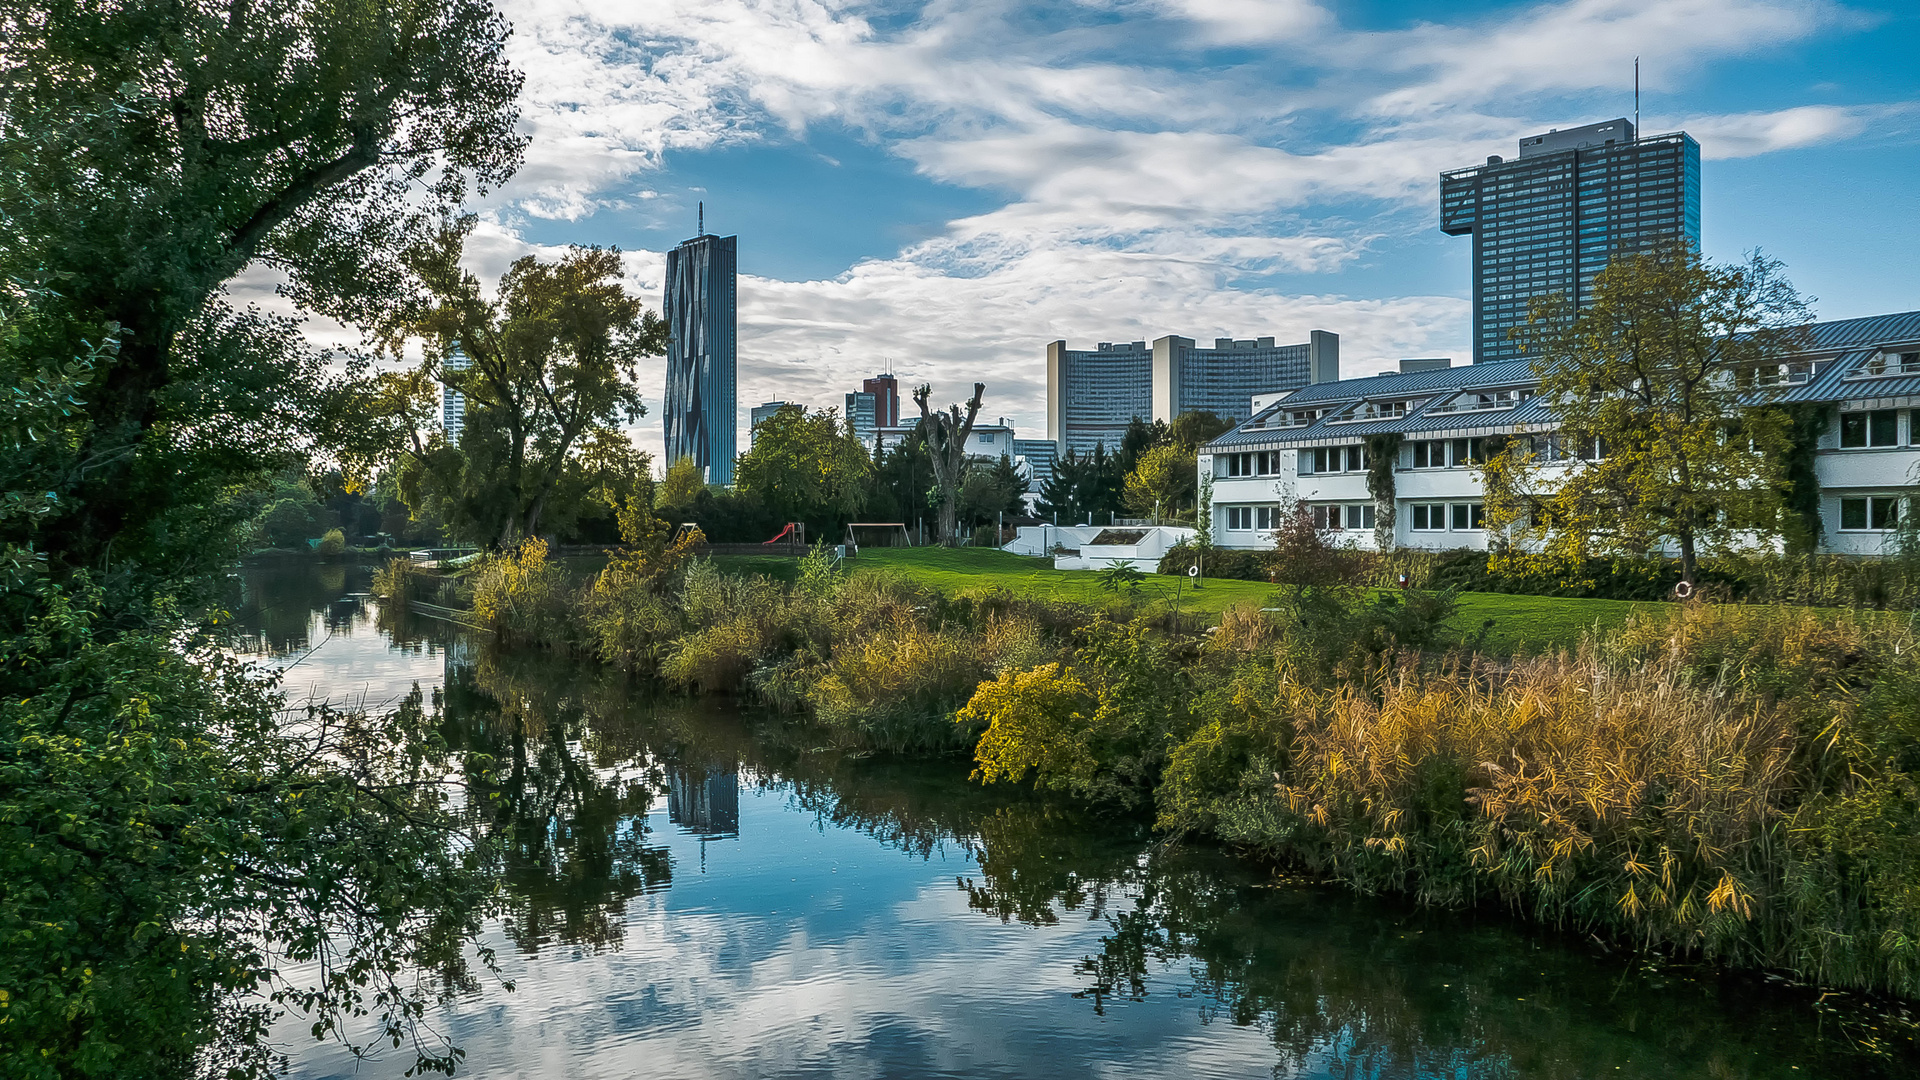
714 546 1662 655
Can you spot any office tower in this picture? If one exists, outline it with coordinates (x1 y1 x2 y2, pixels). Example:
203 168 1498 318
863 373 900 428
663 231 739 484
440 342 469 442
845 391 878 447
1012 438 1057 492
748 400 801 446
1441 119 1700 363
1045 332 1334 455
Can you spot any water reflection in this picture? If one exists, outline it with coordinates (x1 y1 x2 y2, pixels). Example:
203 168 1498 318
227 563 1917 1080
670 767 741 840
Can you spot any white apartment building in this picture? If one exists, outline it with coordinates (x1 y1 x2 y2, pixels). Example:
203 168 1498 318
1200 310 1920 556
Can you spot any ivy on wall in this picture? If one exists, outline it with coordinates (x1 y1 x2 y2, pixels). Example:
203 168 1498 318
1770 403 1833 555
1364 432 1403 550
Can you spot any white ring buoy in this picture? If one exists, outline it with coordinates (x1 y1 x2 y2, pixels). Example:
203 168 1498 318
1674 580 1694 600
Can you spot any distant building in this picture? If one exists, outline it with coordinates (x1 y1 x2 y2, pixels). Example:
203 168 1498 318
440 342 469 442
845 391 878 447
1012 438 1057 493
1045 332 1337 455
862 373 901 428
874 417 921 453
748 400 802 446
663 231 738 484
1442 119 1700 362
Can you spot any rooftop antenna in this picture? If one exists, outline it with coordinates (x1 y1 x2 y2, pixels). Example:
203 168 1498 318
1634 57 1640 138
698 200 704 235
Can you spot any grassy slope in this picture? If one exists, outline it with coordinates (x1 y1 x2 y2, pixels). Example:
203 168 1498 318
714 546 1659 655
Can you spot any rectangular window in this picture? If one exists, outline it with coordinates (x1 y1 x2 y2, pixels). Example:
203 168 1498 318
1256 506 1276 530
1841 410 1900 449
1411 504 1445 531
1346 446 1364 471
1876 498 1901 530
1450 503 1485 531
1311 505 1330 530
1225 507 1246 530
1842 497 1901 531
1412 441 1431 469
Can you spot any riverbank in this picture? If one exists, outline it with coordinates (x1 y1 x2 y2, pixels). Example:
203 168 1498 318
231 562 1917 1076
389 538 1920 1002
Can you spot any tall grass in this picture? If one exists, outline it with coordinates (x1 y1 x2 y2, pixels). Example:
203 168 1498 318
462 528 1920 997
1141 604 1920 996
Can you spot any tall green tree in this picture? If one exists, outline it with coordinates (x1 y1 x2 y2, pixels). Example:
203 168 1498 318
732 407 873 526
0 3 529 1073
959 453 1028 530
1486 243 1812 584
868 427 934 537
1123 443 1193 522
366 228 666 547
1 0 524 603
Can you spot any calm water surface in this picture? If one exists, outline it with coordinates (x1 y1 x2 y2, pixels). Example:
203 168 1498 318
227 563 1917 1080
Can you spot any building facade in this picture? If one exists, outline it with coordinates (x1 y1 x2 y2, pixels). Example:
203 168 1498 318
1045 332 1335 455
748 400 802 446
862 373 900 429
1200 311 1920 556
440 342 469 442
663 232 739 485
1012 438 1057 493
845 391 878 447
1442 119 1701 363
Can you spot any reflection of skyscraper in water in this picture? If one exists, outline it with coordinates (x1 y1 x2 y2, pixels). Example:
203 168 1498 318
442 634 478 685
668 766 739 840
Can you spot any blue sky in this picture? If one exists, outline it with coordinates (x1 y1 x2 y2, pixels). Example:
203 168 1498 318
448 0 1920 455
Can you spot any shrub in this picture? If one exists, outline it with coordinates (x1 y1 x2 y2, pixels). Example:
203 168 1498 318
371 557 432 604
469 539 577 650
808 622 987 752
316 527 346 556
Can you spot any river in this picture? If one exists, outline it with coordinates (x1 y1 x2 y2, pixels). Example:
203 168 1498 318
225 561 1917 1079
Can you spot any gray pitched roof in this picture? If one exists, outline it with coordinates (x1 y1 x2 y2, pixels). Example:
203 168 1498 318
1203 309 1920 454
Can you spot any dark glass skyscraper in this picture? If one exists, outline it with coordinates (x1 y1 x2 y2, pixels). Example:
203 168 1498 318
1441 119 1700 362
663 232 738 484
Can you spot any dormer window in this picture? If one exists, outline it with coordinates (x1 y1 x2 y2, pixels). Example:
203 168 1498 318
1858 350 1920 378
1756 361 1816 386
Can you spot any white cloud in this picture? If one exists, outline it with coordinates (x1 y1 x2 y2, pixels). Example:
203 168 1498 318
1679 103 1890 159
1360 0 1839 118
417 0 1907 463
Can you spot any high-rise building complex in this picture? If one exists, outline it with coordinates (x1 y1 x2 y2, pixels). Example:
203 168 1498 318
862 373 900 428
748 400 802 446
845 391 878 447
440 342 469 442
1441 118 1700 363
1044 332 1337 455
663 230 739 484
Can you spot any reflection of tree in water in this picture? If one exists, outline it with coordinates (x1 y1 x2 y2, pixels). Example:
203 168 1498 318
1020 844 1915 1079
442 649 671 955
402 635 1914 1077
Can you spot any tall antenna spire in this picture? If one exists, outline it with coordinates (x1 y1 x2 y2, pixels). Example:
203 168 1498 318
1634 57 1640 136
698 200 704 235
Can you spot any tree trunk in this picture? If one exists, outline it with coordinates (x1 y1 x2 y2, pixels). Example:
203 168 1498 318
913 382 985 547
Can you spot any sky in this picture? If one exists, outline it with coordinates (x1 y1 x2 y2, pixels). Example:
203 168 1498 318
276 0 1920 461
